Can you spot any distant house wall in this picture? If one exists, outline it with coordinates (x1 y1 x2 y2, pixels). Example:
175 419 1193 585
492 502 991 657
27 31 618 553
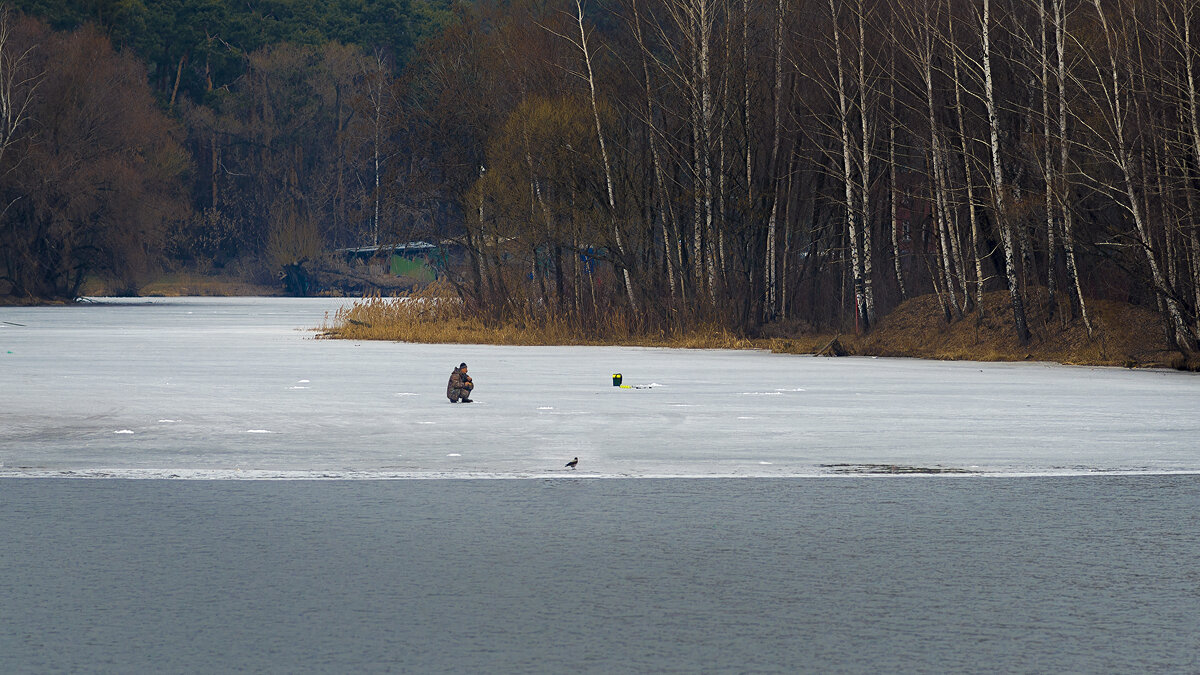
391 254 438 282
337 242 469 283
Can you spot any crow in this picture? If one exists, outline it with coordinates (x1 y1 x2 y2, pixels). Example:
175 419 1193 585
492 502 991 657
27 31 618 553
565 457 578 470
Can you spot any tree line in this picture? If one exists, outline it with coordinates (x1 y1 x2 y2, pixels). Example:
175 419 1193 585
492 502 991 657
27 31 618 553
1 0 447 297
426 0 1199 354
1 0 1198 357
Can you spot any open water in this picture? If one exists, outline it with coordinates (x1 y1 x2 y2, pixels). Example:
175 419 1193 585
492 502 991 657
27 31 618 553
2 476 1198 673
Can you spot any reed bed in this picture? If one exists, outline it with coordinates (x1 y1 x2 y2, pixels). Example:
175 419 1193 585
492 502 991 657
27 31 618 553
320 284 1181 368
319 283 777 350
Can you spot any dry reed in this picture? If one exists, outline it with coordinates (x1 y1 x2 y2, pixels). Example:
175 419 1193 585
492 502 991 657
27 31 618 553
320 284 1181 369
320 283 767 349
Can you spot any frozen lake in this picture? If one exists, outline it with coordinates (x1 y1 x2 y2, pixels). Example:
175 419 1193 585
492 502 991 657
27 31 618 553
1 296 1197 478
3 298 1199 672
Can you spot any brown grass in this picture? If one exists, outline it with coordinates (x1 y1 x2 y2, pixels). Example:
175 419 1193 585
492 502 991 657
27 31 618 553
320 283 761 349
853 289 1178 368
80 273 285 298
322 284 1186 369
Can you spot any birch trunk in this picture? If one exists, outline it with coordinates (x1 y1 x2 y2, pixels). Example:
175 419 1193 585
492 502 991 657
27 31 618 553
0 6 39 171
764 0 784 320
631 0 679 300
700 0 716 300
889 55 906 298
573 0 639 316
981 0 1032 344
856 1 877 328
1181 0 1200 334
828 0 868 332
1038 0 1057 318
920 0 957 320
1052 0 1091 335
1089 0 1193 352
950 20 983 311
934 130 962 316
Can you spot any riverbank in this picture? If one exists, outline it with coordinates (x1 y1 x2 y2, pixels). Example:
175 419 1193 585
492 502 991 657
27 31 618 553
809 289 1191 370
322 288 1191 371
6 274 1189 369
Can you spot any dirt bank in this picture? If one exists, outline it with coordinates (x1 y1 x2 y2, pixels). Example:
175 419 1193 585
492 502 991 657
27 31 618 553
775 289 1189 370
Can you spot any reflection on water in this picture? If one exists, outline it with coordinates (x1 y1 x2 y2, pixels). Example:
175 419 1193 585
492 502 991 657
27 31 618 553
2 476 1198 673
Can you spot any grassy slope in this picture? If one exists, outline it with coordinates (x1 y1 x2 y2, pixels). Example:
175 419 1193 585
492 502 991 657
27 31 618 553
839 289 1182 368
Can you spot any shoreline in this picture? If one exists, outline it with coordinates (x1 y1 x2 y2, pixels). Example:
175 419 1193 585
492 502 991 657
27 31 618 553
4 288 1191 370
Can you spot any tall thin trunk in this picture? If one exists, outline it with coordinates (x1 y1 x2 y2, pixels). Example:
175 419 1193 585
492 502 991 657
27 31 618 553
718 30 729 295
889 54 906 298
950 15 983 311
632 0 678 300
982 0 1031 344
744 0 753 225
1182 0 1200 334
1053 0 1091 335
829 0 868 332
934 130 962 316
1038 0 1058 318
700 0 716 300
1090 0 1192 351
211 134 219 210
373 120 381 247
921 0 957 319
169 54 185 109
574 0 639 316
765 0 784 320
781 147 798 318
856 0 876 328
0 5 40 170
692 36 704 290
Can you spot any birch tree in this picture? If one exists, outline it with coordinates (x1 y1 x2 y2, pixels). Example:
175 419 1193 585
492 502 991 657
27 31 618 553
1052 0 1091 334
550 0 640 315
979 0 1032 344
1083 0 1193 352
828 0 870 331
0 5 38 173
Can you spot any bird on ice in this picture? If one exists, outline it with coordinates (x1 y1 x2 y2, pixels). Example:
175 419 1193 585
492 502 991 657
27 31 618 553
565 457 578 470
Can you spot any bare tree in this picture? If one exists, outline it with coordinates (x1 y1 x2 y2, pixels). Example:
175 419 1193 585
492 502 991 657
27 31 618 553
1082 0 1193 352
0 5 39 173
1051 0 1091 335
979 0 1032 344
949 5 984 312
828 0 870 331
548 0 640 316
764 0 784 320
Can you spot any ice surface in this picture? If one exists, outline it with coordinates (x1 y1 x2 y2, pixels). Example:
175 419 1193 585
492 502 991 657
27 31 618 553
1 296 1198 478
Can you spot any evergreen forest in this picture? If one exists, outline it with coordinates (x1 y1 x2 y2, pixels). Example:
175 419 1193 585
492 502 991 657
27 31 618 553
2 0 1200 357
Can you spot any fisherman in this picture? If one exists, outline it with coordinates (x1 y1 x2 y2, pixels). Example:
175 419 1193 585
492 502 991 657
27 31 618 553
447 362 474 403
